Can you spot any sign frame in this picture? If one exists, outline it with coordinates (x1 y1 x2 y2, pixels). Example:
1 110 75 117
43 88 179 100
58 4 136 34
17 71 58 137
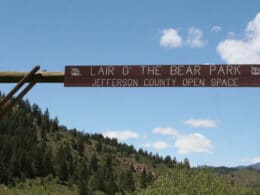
64 65 260 87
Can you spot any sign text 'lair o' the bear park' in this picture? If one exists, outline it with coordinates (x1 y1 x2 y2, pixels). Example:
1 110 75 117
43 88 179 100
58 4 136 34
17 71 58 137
64 65 260 87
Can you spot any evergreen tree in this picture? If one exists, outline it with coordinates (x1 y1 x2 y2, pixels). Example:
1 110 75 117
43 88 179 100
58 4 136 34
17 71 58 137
42 108 50 131
51 117 59 131
125 169 135 192
105 154 112 172
20 151 34 178
88 174 99 193
42 149 53 176
79 160 88 179
172 157 177 168
56 146 68 182
89 154 98 173
8 153 20 178
78 137 85 156
95 141 102 153
140 168 147 189
78 178 88 195
58 160 68 182
33 145 44 176
164 155 172 167
183 158 190 169
0 158 7 184
134 154 140 162
95 166 105 191
105 174 118 195
119 167 135 193
146 171 154 185
41 127 46 140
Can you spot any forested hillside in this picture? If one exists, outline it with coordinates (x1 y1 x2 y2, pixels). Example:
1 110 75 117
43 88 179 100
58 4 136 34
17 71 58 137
0 92 259 194
0 92 188 194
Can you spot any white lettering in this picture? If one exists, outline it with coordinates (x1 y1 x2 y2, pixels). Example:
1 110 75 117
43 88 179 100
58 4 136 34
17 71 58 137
143 78 176 87
182 78 205 87
209 65 217 75
140 66 162 76
209 65 241 76
90 66 96 76
122 66 130 75
90 66 115 76
92 78 138 87
211 78 239 87
170 65 201 76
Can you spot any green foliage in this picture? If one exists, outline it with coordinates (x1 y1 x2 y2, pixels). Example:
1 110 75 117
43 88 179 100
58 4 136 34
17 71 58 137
0 178 78 195
140 168 147 189
78 178 88 195
118 166 135 193
139 168 256 195
56 146 69 182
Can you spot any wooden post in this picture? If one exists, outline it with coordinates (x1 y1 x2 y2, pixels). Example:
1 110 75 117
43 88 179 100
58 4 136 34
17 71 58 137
0 66 40 108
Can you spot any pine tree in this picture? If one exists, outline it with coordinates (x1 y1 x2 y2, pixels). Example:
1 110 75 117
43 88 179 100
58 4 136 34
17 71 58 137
95 141 102 153
41 127 46 140
58 160 68 182
79 160 88 179
125 169 135 192
0 158 7 184
105 154 112 172
52 117 59 131
105 174 118 195
119 167 135 193
140 168 147 189
8 153 20 178
164 155 172 167
33 145 44 176
42 108 50 131
172 157 177 168
183 158 190 169
146 171 154 185
78 137 85 156
56 146 68 182
89 154 98 173
88 174 99 193
78 178 88 195
42 149 53 176
96 166 105 191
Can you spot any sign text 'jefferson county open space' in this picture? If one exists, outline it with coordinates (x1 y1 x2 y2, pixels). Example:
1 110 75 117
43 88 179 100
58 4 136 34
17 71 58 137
64 65 260 87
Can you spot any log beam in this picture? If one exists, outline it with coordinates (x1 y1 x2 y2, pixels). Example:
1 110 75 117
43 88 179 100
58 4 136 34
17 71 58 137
0 72 64 83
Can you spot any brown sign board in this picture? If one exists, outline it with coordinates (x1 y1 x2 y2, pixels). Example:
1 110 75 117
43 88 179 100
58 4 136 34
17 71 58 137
64 65 260 87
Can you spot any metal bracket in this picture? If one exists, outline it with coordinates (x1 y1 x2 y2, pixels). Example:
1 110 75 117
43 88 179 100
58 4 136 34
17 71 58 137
0 65 40 119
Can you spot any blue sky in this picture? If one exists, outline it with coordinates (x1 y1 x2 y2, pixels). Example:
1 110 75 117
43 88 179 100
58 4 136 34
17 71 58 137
1 0 260 167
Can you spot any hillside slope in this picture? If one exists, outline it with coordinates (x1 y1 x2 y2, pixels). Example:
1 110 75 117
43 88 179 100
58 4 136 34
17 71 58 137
0 93 259 194
0 94 187 194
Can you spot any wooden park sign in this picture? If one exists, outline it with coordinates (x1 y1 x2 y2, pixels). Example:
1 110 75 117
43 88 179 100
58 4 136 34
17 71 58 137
64 65 260 87
1 64 260 118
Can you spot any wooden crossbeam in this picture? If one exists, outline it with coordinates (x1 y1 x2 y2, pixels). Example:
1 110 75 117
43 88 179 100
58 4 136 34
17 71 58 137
0 72 64 83
0 66 63 119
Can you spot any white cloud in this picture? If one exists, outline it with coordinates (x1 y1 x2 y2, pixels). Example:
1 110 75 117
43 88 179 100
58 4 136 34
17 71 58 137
102 130 139 141
175 133 213 154
251 156 260 164
187 27 205 48
184 119 217 128
153 127 179 136
144 141 170 150
217 13 260 63
152 127 213 154
211 25 222 32
160 28 183 48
